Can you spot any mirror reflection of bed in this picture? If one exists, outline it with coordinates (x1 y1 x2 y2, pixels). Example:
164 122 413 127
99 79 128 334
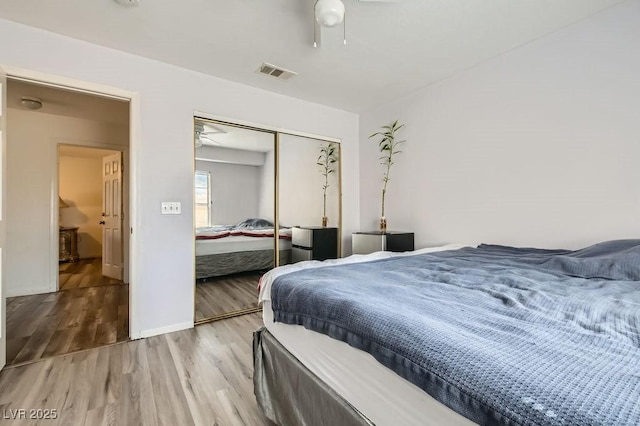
193 118 341 323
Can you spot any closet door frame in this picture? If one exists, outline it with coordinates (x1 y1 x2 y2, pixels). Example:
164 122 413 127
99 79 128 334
193 114 342 324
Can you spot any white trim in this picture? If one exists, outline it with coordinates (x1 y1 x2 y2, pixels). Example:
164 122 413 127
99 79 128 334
139 321 194 339
0 67 7 370
49 145 57 293
2 65 141 340
194 111 342 144
128 92 141 339
2 66 132 101
5 286 51 298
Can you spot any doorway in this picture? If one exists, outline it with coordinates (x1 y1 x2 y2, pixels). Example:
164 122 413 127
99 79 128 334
58 145 125 289
3 78 131 366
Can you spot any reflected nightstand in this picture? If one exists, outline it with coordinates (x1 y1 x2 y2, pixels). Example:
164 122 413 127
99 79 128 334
292 226 338 263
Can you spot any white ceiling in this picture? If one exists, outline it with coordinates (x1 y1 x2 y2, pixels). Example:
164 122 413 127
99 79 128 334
0 0 624 112
196 119 274 152
7 79 129 125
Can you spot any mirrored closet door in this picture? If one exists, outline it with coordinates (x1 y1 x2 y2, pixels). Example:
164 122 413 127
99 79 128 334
194 118 276 322
193 118 342 324
279 134 341 263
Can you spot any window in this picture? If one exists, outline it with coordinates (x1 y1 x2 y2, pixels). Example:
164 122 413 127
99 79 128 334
195 170 211 227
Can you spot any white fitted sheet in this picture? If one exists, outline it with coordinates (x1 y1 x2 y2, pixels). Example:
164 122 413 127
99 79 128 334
261 243 478 426
196 236 291 256
263 303 474 426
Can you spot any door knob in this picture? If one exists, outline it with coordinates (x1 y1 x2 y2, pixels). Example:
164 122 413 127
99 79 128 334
99 221 106 225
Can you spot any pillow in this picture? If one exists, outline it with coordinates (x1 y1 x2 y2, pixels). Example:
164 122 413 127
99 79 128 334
544 239 640 281
235 218 273 229
477 240 640 281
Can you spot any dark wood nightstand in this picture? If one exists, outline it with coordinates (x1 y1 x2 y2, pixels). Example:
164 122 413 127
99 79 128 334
352 231 414 255
59 226 80 262
292 227 338 263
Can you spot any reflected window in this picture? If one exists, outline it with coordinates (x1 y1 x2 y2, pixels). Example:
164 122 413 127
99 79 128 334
195 170 211 227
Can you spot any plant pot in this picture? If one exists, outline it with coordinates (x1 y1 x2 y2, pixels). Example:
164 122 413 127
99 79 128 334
379 217 387 233
322 216 328 228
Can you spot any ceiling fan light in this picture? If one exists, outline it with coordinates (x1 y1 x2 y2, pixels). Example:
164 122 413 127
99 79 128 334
315 0 345 28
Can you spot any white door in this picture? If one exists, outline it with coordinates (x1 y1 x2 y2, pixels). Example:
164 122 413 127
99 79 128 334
0 69 7 369
102 153 123 280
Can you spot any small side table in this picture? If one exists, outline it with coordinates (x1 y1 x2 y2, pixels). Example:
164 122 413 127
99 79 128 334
59 226 80 262
292 226 339 263
352 231 414 255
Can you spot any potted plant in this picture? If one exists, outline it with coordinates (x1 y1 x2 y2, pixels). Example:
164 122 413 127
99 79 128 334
369 120 405 232
317 142 338 227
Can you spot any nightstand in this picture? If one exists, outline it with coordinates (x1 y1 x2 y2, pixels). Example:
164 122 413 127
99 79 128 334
292 226 338 263
352 231 414 255
59 226 80 262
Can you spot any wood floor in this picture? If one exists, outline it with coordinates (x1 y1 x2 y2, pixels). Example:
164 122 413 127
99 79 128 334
7 260 128 366
195 272 262 321
0 313 273 426
6 285 129 366
59 258 123 291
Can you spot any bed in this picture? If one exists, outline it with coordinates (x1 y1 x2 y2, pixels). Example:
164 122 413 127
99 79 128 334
254 241 640 425
195 219 292 280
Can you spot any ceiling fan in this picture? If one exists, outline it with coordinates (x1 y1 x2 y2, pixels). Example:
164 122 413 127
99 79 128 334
194 122 226 148
313 0 398 47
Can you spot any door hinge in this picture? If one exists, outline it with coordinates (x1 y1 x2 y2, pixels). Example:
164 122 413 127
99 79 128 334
130 227 133 234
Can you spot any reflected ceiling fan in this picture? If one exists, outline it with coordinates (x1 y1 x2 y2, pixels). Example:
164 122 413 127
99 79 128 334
313 0 398 47
194 122 226 148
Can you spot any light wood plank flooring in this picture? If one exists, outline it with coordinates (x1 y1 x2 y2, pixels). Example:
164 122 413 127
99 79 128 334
0 313 272 426
59 258 123 291
6 285 129 366
195 272 262 321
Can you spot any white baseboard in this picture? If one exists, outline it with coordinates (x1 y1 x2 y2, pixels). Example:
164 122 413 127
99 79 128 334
137 321 194 339
5 286 53 298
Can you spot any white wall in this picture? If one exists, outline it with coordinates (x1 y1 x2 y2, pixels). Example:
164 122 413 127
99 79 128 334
279 135 340 229
0 19 360 337
194 160 261 226
59 155 104 259
258 149 276 223
360 0 640 250
6 108 127 297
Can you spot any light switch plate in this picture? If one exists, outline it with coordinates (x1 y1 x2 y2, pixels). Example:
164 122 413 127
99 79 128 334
161 202 182 215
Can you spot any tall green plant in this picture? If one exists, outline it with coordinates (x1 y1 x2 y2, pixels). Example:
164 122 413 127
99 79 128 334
317 142 338 219
369 120 405 218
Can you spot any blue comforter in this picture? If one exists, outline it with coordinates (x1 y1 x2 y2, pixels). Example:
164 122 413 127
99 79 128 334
271 240 640 425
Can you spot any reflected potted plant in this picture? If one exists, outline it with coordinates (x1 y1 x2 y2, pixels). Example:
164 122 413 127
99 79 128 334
369 120 405 232
317 142 338 227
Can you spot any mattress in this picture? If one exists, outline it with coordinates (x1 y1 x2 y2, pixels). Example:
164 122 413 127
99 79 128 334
261 244 476 426
263 303 472 426
196 235 291 256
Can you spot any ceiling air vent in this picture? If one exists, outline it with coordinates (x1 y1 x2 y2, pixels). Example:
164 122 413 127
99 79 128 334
257 63 297 81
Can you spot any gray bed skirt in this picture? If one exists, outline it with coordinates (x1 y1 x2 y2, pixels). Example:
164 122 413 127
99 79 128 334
196 249 292 280
253 327 373 426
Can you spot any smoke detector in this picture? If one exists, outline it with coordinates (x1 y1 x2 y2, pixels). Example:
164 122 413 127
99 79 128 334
114 0 140 7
